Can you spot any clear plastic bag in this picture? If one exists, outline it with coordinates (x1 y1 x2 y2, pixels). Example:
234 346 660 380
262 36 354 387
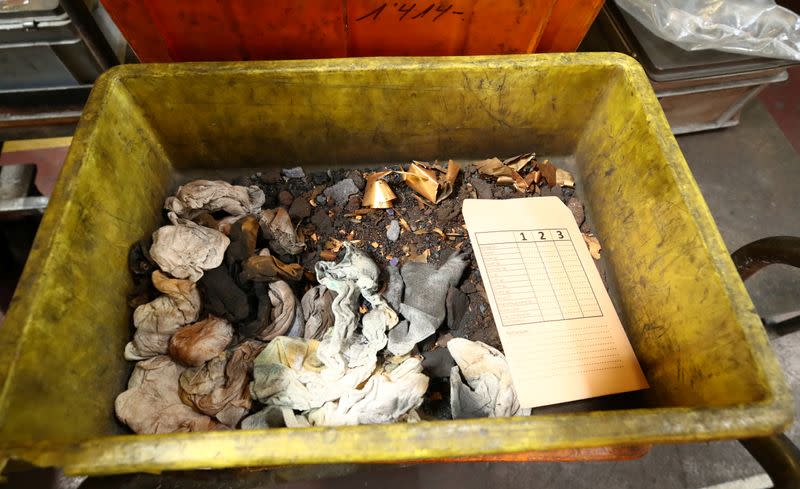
615 0 800 61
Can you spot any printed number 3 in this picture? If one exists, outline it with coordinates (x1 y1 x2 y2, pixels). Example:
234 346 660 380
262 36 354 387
556 230 564 239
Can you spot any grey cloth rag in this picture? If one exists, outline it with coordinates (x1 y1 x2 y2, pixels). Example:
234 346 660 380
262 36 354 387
447 338 530 419
388 253 467 355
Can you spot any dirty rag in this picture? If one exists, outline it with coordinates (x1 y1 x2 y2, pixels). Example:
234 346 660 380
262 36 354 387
125 271 201 361
447 338 530 418
115 355 224 434
165 180 265 218
226 215 260 264
383 265 403 312
252 281 301 341
179 340 265 427
306 356 428 426
239 255 304 283
258 208 305 256
241 406 310 429
199 265 250 322
300 285 334 340
388 253 467 355
168 315 234 367
250 336 325 410
315 242 398 376
150 212 230 282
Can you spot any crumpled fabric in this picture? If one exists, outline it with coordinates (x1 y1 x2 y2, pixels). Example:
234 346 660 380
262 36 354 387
217 215 245 236
125 271 201 361
258 208 305 256
151 212 230 282
315 242 398 376
250 336 325 410
301 285 334 340
179 340 266 427
306 356 428 426
239 255 304 283
245 281 302 341
241 405 310 429
200 266 250 322
115 355 225 434
250 246 402 412
226 215 260 264
447 338 530 418
165 180 265 218
388 253 467 355
240 282 271 339
383 265 403 311
168 315 234 367
250 337 427 425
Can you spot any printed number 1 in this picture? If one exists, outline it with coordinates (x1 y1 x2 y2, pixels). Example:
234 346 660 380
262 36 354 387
520 232 527 241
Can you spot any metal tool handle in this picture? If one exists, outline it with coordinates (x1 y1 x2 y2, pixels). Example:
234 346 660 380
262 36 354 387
732 236 800 489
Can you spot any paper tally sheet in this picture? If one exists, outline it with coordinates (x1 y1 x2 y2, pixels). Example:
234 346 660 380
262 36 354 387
463 197 648 408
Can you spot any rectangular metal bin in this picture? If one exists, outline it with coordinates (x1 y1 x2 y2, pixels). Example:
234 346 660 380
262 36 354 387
0 54 792 476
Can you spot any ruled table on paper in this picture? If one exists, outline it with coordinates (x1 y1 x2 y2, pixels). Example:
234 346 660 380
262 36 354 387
463 197 648 408
476 229 602 326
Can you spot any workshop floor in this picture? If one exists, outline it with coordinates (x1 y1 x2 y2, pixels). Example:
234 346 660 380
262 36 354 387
2 91 799 489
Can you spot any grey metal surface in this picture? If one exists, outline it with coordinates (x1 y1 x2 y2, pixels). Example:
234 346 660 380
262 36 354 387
0 164 47 218
0 163 35 199
0 195 48 216
0 0 60 14
0 43 83 89
0 84 87 138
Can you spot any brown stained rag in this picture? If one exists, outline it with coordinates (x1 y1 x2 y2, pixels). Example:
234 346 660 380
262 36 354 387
259 281 300 341
301 285 335 340
258 208 305 256
226 215 260 264
240 255 304 283
179 340 266 427
169 316 234 367
165 179 265 218
125 271 201 361
115 355 226 434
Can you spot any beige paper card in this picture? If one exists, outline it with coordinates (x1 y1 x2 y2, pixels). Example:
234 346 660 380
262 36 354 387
463 197 648 408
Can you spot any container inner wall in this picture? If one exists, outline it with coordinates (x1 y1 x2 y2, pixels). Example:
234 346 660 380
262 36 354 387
119 59 611 168
576 65 768 407
0 78 172 443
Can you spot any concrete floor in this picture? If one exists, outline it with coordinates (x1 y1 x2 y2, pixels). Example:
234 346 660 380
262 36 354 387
12 99 793 489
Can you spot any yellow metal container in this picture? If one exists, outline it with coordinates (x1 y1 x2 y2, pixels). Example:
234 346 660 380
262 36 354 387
0 54 792 475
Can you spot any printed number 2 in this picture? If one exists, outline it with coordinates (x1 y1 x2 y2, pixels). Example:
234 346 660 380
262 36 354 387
538 231 546 240
556 230 564 239
519 232 527 241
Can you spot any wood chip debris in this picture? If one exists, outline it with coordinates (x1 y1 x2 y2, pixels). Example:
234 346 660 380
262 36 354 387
474 154 569 193
582 233 602 260
556 168 575 188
